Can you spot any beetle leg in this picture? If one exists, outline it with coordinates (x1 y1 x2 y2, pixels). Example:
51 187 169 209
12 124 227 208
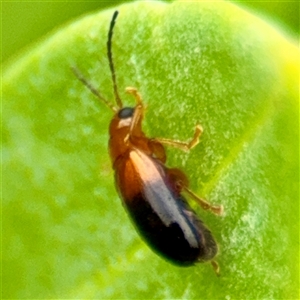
125 86 143 105
183 187 224 216
169 172 223 215
166 167 221 216
153 125 203 152
166 168 189 192
211 260 220 276
124 87 144 142
148 140 167 163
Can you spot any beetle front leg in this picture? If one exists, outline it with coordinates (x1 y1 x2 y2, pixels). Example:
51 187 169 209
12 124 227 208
124 87 144 142
125 86 143 105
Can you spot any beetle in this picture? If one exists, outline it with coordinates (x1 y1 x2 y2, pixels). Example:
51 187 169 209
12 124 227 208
73 10 223 274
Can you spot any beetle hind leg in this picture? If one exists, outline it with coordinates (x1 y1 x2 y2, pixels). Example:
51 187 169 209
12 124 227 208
166 168 189 193
168 169 223 216
211 260 220 276
184 187 224 216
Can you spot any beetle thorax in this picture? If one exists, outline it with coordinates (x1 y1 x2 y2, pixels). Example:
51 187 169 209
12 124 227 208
108 112 150 168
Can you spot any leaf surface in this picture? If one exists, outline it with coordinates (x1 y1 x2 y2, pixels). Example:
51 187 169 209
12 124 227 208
2 1 299 298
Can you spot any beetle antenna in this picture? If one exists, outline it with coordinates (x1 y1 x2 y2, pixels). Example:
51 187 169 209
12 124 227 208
107 10 122 108
72 66 117 112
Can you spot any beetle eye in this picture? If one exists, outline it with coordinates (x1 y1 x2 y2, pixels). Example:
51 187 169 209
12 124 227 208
118 107 134 119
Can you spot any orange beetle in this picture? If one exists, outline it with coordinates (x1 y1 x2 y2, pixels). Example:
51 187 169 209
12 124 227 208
73 11 223 274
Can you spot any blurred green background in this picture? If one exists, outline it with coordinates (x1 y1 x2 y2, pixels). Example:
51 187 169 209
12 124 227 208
1 0 299 64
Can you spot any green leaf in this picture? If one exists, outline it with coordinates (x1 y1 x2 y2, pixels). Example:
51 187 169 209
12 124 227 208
2 1 299 298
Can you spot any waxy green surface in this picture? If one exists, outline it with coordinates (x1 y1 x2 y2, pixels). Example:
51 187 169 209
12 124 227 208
2 1 299 298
